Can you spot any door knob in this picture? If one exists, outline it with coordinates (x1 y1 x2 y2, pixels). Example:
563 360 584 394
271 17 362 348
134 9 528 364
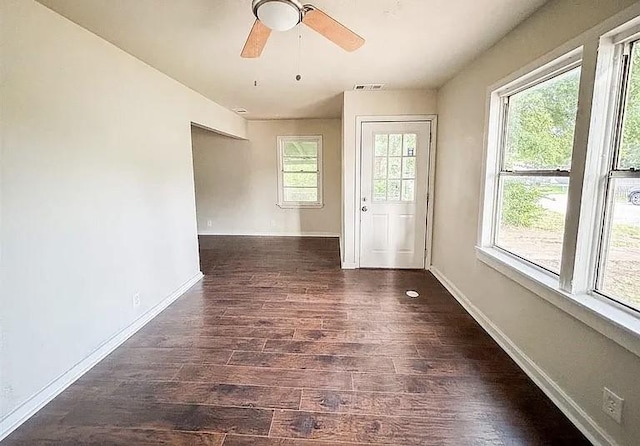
361 206 368 212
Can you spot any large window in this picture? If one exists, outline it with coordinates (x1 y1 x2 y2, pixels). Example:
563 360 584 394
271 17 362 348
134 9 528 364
596 39 640 312
494 63 581 273
277 136 323 208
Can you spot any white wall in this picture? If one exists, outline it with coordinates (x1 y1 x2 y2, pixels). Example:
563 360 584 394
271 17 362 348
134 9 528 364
341 90 437 267
0 0 246 431
192 119 341 237
433 1 640 445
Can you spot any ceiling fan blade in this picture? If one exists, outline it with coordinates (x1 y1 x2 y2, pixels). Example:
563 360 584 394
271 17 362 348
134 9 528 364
241 19 271 58
302 7 364 52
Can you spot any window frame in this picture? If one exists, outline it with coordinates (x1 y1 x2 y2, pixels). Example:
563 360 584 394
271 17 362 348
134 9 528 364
276 135 324 209
482 51 583 278
491 61 581 275
593 36 640 312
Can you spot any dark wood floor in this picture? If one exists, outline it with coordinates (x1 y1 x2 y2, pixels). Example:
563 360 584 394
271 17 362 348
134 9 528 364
4 236 588 445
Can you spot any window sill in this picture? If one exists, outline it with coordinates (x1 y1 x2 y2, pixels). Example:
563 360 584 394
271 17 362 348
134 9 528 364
277 203 324 209
476 246 640 358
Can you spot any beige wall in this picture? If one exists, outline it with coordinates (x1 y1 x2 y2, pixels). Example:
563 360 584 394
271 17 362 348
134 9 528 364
433 1 640 445
341 90 438 266
0 0 246 430
192 119 341 236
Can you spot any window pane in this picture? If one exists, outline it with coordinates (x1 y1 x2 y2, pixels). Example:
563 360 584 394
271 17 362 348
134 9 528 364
284 187 317 202
388 180 401 201
389 134 402 156
373 180 387 201
504 67 580 171
374 157 387 179
495 176 569 273
618 44 640 170
283 172 317 188
402 157 416 179
402 180 415 202
283 141 317 157
403 134 417 156
597 178 640 310
283 157 317 172
388 157 402 179
375 134 388 156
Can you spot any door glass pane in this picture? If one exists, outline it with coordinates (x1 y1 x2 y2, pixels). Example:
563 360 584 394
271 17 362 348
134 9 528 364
374 157 387 179
495 175 569 273
388 180 401 201
388 157 401 179
283 172 317 188
283 157 317 172
373 180 387 201
618 43 640 170
503 67 580 171
389 134 402 156
375 134 388 156
403 134 417 156
284 188 317 202
284 141 317 157
402 157 416 179
597 178 640 310
402 180 415 202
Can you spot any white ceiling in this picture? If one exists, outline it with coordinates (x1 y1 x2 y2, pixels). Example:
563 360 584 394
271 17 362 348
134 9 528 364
37 0 547 119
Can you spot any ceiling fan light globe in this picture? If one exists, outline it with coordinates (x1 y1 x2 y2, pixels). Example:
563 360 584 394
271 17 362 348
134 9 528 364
254 0 301 31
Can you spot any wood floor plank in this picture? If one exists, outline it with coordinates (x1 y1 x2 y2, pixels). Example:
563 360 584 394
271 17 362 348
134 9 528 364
125 335 266 350
96 381 303 409
82 362 183 382
269 410 503 445
263 301 382 312
223 435 383 445
228 351 395 373
61 400 273 435
392 357 489 376
177 364 353 390
299 389 507 418
264 340 420 358
321 320 443 334
104 347 234 365
293 329 439 344
213 316 322 329
223 308 348 320
142 326 295 339
3 427 226 445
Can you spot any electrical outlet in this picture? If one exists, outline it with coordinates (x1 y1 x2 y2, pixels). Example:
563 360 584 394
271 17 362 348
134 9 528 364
132 292 141 308
207 220 213 228
603 387 624 423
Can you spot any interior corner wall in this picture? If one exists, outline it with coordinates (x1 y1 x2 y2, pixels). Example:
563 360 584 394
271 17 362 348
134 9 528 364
0 0 246 428
192 119 341 237
341 90 438 266
433 0 640 445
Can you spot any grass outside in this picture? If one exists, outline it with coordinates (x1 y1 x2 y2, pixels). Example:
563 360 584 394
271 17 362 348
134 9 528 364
500 206 640 310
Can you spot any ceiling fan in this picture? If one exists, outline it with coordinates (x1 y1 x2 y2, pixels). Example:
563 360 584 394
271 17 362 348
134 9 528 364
241 0 365 58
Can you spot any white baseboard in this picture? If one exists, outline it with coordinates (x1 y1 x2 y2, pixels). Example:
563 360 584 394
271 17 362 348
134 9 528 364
341 262 358 269
430 267 616 446
198 231 340 237
0 272 204 442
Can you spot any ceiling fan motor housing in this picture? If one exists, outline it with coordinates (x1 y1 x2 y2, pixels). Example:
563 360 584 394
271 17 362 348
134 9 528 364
252 0 305 31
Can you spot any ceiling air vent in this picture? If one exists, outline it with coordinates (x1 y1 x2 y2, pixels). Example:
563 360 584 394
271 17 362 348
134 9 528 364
233 107 248 114
353 83 385 91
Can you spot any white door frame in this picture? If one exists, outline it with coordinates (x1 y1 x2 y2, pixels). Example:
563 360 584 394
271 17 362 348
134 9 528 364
355 115 437 270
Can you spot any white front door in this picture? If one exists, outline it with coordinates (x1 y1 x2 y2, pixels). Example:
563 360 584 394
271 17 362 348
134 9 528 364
359 121 431 269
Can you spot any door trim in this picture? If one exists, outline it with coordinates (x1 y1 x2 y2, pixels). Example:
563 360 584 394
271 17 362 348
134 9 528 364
355 115 437 270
